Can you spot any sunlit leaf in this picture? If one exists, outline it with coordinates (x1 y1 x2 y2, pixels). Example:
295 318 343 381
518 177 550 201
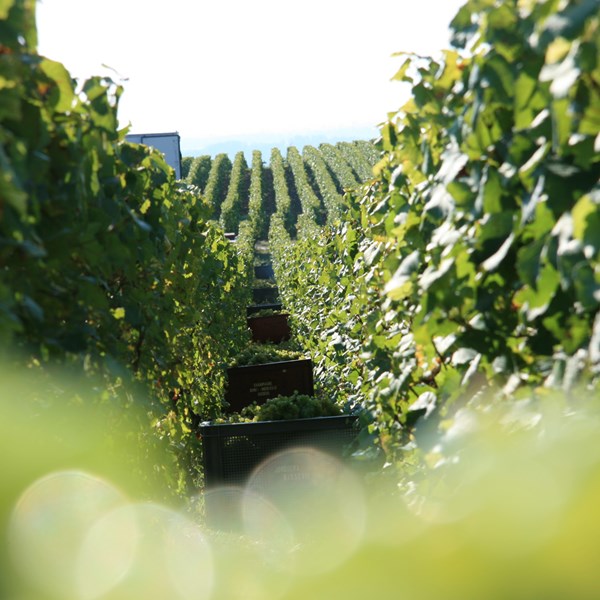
514 263 561 321
39 58 74 112
0 0 15 19
384 251 420 300
539 50 580 98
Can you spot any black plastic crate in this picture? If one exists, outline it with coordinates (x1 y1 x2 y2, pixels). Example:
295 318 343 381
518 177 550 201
254 264 275 279
200 415 359 489
200 416 359 530
252 286 279 304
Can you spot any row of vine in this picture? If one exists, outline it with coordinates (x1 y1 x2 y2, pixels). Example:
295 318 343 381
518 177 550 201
269 0 600 477
0 1 252 497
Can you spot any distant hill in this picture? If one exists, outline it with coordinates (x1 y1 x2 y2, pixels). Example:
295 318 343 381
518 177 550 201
180 126 380 160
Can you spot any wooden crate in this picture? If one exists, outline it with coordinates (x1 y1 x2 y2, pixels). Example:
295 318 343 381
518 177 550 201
224 358 314 413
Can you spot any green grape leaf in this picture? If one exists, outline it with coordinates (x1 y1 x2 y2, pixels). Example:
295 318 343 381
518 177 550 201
384 251 420 300
0 0 15 19
514 263 561 321
40 58 74 112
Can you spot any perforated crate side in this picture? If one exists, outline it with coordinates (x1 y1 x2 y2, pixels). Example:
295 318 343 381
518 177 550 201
200 415 358 489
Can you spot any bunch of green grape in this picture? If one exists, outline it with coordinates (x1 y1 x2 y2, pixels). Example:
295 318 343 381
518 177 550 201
254 391 342 421
229 344 304 367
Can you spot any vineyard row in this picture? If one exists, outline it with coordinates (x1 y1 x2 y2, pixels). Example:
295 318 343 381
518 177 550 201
183 140 378 236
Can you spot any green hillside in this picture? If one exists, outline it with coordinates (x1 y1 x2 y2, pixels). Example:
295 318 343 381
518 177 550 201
182 140 378 234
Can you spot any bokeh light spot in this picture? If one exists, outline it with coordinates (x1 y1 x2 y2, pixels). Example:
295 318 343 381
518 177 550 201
244 446 366 576
8 470 128 599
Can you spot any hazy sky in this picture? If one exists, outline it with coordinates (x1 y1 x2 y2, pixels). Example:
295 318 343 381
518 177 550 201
36 0 466 147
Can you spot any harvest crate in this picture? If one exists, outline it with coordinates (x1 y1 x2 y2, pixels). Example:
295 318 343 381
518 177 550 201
254 264 275 279
247 312 291 343
224 358 314 413
252 286 279 304
247 303 282 316
200 415 359 529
